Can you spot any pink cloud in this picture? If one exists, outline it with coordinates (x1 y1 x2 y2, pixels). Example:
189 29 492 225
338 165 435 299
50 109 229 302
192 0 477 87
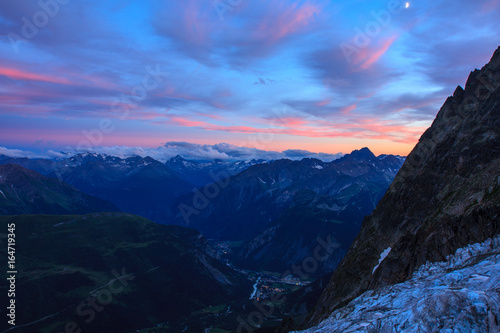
481 0 500 12
276 117 309 127
254 1 322 43
0 65 121 94
159 113 425 145
340 103 357 114
315 98 332 107
182 0 212 46
169 116 212 128
0 66 72 85
355 35 399 70
195 112 223 121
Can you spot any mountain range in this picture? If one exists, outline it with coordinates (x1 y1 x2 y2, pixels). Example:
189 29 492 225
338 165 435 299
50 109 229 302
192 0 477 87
296 45 500 332
171 148 404 276
0 153 194 224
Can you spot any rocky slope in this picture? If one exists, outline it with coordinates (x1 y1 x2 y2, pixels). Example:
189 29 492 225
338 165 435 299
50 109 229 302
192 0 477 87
295 236 500 332
0 164 117 215
306 45 500 326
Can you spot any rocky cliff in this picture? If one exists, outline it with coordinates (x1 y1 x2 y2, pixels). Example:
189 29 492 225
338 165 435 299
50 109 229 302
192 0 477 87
306 45 500 326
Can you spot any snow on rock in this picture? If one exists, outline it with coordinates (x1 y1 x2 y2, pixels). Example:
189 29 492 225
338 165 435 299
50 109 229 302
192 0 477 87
294 235 500 333
0 189 6 199
313 165 323 170
372 247 391 274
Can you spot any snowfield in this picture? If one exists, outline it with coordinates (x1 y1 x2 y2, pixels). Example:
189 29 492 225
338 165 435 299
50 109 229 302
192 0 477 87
294 235 500 333
372 247 391 274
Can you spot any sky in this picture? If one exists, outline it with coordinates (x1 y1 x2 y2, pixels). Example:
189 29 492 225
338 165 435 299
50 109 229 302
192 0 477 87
0 0 499 160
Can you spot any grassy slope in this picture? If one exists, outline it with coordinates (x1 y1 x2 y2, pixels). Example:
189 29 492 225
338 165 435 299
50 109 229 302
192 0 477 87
0 213 251 333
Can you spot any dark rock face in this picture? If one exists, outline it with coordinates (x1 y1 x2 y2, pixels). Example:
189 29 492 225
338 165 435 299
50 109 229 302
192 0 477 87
307 46 500 326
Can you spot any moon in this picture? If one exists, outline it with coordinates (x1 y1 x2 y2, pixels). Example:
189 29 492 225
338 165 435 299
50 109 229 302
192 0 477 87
405 2 410 8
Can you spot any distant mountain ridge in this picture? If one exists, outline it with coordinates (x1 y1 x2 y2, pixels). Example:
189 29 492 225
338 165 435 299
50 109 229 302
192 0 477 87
0 164 117 215
172 147 404 241
0 153 194 223
165 154 267 187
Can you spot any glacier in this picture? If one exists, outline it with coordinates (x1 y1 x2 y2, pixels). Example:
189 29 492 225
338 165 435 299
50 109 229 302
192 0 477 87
294 235 500 333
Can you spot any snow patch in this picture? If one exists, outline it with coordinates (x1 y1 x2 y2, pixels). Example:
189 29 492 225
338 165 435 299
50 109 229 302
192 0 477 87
313 165 323 170
258 176 266 184
0 189 6 199
372 247 391 274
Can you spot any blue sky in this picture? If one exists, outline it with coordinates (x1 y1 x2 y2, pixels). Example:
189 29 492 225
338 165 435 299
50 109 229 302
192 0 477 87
0 0 499 159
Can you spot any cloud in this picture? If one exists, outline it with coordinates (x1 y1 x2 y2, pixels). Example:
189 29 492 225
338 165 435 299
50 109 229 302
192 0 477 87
163 142 282 161
254 78 267 85
356 34 399 70
0 66 71 85
0 147 68 159
283 149 343 161
158 110 427 144
0 144 345 163
150 0 325 66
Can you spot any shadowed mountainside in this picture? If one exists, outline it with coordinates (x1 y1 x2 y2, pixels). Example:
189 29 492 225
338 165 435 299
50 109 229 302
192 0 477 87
305 45 500 327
